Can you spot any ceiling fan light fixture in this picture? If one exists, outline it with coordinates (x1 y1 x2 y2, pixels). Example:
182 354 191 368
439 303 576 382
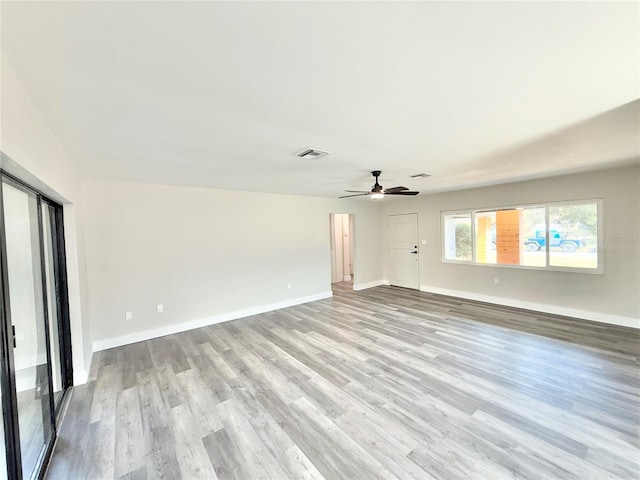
339 171 419 199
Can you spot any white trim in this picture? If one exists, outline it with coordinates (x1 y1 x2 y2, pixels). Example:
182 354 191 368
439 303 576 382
343 275 352 281
91 291 333 353
73 369 89 386
353 279 388 291
420 285 639 329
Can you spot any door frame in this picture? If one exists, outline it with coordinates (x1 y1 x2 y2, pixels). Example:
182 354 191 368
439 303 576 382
0 173 22 479
0 170 73 480
329 213 355 285
388 213 420 290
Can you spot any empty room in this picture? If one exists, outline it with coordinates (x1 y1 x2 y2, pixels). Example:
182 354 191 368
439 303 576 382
0 1 638 479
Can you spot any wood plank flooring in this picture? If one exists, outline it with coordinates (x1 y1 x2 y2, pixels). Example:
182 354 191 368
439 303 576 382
46 283 640 479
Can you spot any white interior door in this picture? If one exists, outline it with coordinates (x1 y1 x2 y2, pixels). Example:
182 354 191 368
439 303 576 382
389 213 419 289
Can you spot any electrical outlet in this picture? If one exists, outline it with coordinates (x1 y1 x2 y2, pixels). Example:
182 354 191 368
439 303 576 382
287 283 292 289
156 304 164 313
494 278 499 285
125 311 133 320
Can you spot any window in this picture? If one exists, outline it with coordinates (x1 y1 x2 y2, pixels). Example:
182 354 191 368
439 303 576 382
442 200 601 272
443 213 472 261
475 206 546 268
548 203 598 269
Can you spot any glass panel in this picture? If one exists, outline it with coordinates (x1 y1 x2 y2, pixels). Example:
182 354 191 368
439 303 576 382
475 207 546 267
41 203 63 407
2 181 53 479
443 214 472 261
520 206 546 267
475 211 496 264
548 203 598 269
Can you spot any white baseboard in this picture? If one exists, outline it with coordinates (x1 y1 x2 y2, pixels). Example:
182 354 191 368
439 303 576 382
353 279 388 291
420 285 639 329
91 291 333 353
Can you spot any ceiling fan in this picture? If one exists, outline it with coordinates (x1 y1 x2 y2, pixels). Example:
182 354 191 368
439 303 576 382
339 171 419 199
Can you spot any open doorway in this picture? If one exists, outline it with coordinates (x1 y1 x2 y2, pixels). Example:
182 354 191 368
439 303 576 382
329 214 354 284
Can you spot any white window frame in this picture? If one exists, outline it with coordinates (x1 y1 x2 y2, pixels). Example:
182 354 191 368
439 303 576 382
441 199 603 274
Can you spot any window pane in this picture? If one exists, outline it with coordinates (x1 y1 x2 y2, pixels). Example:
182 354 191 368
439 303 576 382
444 214 472 261
495 209 521 265
548 203 598 269
476 207 545 267
475 211 496 264
521 207 546 267
41 203 63 406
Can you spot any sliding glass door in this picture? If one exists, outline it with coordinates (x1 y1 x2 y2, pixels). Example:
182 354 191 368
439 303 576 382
0 172 72 480
40 201 66 409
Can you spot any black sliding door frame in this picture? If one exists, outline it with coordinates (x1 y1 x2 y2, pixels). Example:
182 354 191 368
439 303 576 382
0 171 73 480
42 201 74 395
33 195 57 477
0 174 22 480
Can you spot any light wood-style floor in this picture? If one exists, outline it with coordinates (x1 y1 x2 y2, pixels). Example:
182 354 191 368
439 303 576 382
46 283 639 479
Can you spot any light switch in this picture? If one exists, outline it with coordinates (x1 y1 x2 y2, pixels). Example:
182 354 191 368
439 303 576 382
156 304 164 313
421 240 427 245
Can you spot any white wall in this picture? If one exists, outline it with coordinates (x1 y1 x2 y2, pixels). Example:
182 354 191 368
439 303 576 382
82 179 383 349
383 165 640 327
1 56 91 383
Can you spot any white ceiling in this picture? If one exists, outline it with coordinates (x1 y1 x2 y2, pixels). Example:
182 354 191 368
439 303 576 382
1 1 638 198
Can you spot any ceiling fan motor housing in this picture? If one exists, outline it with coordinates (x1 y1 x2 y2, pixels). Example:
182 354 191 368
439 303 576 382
371 170 383 192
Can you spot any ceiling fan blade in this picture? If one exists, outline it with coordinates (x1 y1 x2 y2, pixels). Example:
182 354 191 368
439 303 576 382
343 190 370 193
383 186 409 193
386 191 419 196
339 193 370 199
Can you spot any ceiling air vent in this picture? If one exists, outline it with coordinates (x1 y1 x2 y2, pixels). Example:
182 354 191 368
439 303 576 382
296 148 332 159
409 173 432 179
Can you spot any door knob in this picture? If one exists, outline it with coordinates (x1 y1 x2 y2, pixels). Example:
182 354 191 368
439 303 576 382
410 251 418 254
